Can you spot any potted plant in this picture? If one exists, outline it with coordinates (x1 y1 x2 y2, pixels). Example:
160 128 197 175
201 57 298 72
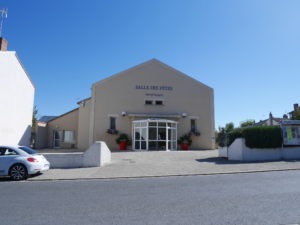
116 133 130 150
178 134 192 150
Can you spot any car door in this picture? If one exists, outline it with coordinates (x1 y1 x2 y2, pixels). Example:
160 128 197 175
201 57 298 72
0 148 8 175
0 148 19 175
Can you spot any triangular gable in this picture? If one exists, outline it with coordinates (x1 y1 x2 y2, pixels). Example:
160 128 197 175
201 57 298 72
92 59 212 90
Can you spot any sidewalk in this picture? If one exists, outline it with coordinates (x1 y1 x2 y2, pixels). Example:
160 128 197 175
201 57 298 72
29 150 300 181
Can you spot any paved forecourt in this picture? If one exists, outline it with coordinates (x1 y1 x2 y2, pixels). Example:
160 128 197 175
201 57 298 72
28 150 300 181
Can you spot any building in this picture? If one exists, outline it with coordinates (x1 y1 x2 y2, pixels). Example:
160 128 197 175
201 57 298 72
37 59 215 150
0 37 35 146
288 104 299 119
253 112 286 127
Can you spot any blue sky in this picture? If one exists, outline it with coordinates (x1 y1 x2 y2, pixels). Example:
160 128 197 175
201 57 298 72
1 0 300 129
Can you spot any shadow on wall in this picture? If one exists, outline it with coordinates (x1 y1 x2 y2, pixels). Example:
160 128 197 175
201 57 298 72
18 125 32 147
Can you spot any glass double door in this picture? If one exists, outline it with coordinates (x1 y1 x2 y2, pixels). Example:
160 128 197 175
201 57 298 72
133 120 177 151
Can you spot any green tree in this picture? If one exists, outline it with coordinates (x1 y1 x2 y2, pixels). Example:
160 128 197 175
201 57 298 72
225 122 234 133
32 106 38 132
292 109 300 120
240 119 255 128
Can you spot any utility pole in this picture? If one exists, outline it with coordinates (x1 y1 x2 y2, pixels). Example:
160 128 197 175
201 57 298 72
0 8 8 37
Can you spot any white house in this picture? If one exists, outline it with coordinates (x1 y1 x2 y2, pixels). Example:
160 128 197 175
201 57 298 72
0 37 35 146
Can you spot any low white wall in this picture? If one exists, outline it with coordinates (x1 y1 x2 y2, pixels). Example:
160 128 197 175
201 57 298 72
218 147 228 158
83 141 111 167
44 153 83 168
44 141 111 168
228 138 300 161
282 146 300 160
228 138 244 161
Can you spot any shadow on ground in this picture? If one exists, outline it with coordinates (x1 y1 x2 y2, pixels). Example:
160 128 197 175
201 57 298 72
0 173 44 182
196 157 300 165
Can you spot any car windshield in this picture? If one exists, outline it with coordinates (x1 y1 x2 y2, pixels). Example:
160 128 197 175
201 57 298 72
19 146 37 155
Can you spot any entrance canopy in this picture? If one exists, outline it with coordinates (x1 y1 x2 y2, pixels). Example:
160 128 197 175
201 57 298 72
133 119 178 151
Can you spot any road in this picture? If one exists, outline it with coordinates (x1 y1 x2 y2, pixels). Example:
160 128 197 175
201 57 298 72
1 171 300 225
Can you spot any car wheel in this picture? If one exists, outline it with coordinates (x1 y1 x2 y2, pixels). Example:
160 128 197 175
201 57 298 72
9 164 28 181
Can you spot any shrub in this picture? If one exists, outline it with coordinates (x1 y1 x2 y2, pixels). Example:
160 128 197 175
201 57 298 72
242 126 282 148
217 128 243 147
227 128 243 146
217 128 227 147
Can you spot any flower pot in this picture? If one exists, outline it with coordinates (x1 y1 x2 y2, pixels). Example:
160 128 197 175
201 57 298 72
181 143 189 150
119 141 127 150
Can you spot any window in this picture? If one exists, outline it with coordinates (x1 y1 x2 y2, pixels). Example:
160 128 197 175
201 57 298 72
110 117 116 130
19 146 37 155
0 148 18 156
155 100 163 105
191 119 197 131
145 100 153 105
63 131 75 143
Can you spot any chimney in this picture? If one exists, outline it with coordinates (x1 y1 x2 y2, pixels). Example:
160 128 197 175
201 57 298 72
283 114 288 119
294 103 299 112
269 112 273 126
0 37 8 51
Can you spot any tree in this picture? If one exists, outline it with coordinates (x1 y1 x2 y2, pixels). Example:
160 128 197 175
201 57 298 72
32 106 38 132
216 122 234 147
240 119 255 128
292 109 300 120
225 122 234 133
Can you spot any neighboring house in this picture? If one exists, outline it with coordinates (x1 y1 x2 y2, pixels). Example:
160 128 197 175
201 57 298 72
288 103 299 119
0 37 35 146
34 116 57 149
254 113 286 127
37 59 215 150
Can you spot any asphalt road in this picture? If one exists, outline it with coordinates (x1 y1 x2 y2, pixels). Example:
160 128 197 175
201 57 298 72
1 171 300 225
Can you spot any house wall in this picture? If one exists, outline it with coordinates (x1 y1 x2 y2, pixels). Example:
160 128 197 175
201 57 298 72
35 122 48 149
47 109 79 148
0 52 35 146
89 60 215 150
78 100 91 150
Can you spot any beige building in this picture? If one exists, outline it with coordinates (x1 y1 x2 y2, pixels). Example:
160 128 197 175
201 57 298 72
38 59 215 150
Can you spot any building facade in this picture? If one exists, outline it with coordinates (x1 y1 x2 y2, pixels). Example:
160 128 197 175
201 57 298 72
38 59 215 150
0 38 35 146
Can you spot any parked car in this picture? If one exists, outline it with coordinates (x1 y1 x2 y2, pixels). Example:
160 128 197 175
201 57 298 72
0 145 50 181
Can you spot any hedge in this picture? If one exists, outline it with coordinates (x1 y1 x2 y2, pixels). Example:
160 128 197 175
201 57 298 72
242 126 282 149
217 126 283 149
227 128 243 147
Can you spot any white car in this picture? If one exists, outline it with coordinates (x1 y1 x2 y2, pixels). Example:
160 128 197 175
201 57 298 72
0 145 50 181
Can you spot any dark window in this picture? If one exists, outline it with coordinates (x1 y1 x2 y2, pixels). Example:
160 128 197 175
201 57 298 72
145 100 153 105
155 100 163 105
0 148 19 156
191 119 197 130
0 148 6 156
19 146 37 155
110 117 116 130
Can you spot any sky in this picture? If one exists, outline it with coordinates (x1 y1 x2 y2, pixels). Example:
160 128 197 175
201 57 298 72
1 0 299 129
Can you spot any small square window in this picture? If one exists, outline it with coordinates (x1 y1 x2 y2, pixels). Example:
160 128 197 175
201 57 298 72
155 100 163 105
145 100 153 105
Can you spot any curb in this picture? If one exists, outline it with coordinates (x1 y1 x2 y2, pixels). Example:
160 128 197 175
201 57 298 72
27 167 300 182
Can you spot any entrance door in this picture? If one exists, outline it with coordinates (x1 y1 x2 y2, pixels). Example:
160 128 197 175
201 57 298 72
53 131 62 148
133 119 177 151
